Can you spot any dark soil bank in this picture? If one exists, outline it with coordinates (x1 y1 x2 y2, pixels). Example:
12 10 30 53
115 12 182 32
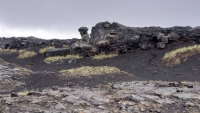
1 43 200 90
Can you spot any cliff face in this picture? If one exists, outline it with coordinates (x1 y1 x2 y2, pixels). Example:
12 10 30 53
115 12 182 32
90 21 200 49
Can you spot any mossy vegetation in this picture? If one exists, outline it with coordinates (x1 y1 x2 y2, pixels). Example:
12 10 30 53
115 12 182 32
44 55 82 62
92 54 118 60
162 45 200 66
17 89 29 96
39 46 55 54
62 44 69 48
59 66 120 77
0 48 18 54
18 50 37 59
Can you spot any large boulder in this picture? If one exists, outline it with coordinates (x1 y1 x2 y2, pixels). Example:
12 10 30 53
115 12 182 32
90 21 127 45
90 21 200 50
168 32 180 41
44 48 70 57
71 41 92 50
90 21 160 50
96 40 110 47
157 33 169 43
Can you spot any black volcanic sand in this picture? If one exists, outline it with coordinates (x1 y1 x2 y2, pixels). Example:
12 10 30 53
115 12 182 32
1 43 200 90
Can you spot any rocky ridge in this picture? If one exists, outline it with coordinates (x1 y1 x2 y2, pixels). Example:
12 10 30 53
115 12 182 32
1 22 200 56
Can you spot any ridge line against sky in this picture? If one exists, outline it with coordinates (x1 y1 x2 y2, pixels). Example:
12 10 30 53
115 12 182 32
0 0 200 39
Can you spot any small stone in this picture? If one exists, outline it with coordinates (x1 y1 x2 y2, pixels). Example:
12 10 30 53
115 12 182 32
134 107 139 112
168 82 178 87
112 109 119 113
38 89 43 92
149 109 154 112
155 109 161 113
114 98 120 102
140 101 151 107
10 92 18 97
59 89 65 92
187 84 193 88
98 106 106 109
176 89 183 92
38 110 43 113
184 102 195 107
55 102 66 110
140 107 146 112
52 86 59 90
27 91 41 96
127 106 134 111
5 107 9 111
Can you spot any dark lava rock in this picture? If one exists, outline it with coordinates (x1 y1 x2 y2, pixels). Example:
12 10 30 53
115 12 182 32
10 92 18 97
52 86 59 90
155 109 161 113
176 89 183 92
149 109 154 112
187 84 193 88
27 91 41 96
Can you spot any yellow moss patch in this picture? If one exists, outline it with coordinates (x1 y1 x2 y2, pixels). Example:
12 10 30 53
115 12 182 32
162 45 200 66
92 54 118 60
19 49 27 54
17 89 29 96
44 55 82 62
59 66 120 77
18 50 37 59
39 46 55 54
0 48 18 54
62 44 69 48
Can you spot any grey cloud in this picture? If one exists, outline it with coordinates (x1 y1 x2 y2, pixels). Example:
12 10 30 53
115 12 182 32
0 0 200 38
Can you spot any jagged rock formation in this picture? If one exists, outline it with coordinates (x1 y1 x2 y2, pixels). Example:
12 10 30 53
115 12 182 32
0 22 200 57
0 36 80 49
78 27 90 43
90 21 200 50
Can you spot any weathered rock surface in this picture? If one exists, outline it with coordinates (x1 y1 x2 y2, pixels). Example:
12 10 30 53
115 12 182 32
90 21 200 50
78 27 90 43
0 64 25 93
0 36 80 50
44 48 70 57
1 21 200 56
1 81 200 113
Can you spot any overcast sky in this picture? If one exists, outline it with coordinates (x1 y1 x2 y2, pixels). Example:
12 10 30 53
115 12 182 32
0 0 200 39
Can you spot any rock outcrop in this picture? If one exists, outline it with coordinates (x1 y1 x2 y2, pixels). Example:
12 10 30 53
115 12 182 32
78 27 90 43
0 36 80 50
0 21 200 57
90 21 200 50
